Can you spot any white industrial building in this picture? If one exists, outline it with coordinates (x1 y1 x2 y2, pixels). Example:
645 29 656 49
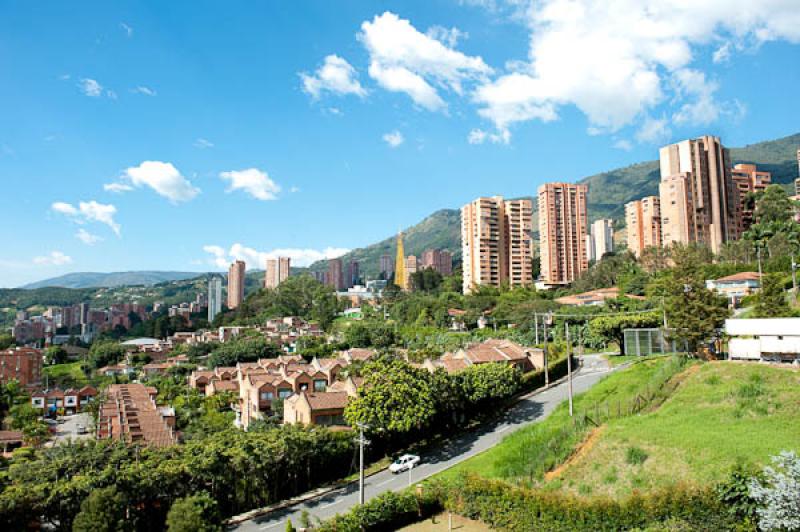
725 318 800 363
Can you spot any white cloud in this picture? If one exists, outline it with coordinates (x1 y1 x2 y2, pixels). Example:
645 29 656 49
301 55 367 99
117 161 200 203
120 23 133 37
635 116 671 144
712 42 732 63
194 138 214 149
671 68 721 125
33 251 73 266
613 139 633 151
472 0 800 138
426 25 468 48
203 244 349 269
52 200 121 236
104 182 134 193
75 229 103 245
382 130 405 148
358 12 492 111
219 168 281 201
132 86 156 96
467 127 510 145
79 78 104 97
289 186 301 193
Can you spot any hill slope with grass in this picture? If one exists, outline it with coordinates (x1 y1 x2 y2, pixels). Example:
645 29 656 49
554 362 800 497
443 358 800 500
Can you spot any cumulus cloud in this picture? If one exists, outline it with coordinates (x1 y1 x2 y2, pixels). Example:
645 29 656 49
613 139 634 151
358 11 492 111
79 78 104 97
472 0 800 139
635 116 671 144
202 244 349 269
301 55 367 99
132 86 156 96
33 251 73 266
382 130 405 148
219 168 281 201
103 182 134 193
114 161 200 203
467 127 510 145
52 200 121 236
75 229 103 245
426 25 468 48
194 138 214 149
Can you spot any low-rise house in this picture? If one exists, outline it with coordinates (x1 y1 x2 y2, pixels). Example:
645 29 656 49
97 384 177 447
141 362 176 377
239 374 294 428
33 386 99 414
327 376 363 397
206 379 239 397
188 366 238 393
555 287 645 307
706 272 761 306
0 431 24 456
726 318 800 363
97 363 134 377
341 348 376 364
440 339 542 373
283 391 349 426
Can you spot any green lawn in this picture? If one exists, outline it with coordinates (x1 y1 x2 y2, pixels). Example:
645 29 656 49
441 357 688 485
555 362 800 497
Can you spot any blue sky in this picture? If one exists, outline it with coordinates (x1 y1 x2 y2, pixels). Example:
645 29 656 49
1 0 799 287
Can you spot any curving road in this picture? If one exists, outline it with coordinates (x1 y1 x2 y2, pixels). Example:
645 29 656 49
230 355 612 531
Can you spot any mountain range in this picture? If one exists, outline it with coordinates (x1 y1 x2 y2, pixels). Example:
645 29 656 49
19 132 800 288
21 271 205 289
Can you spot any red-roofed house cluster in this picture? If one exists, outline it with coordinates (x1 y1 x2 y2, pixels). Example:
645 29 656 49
30 386 97 415
189 349 374 430
97 384 177 448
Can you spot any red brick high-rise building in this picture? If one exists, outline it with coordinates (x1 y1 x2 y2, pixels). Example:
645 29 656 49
0 347 44 389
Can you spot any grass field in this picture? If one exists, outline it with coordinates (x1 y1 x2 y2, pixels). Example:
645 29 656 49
441 356 689 485
43 361 90 386
554 362 800 497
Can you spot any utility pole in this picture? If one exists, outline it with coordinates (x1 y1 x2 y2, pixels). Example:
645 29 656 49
566 323 573 417
792 255 798 306
534 313 539 345
543 313 552 386
757 246 763 279
356 423 370 505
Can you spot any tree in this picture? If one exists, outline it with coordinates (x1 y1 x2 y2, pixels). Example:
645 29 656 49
72 486 130 532
21 420 50 448
0 333 14 350
589 312 661 354
344 357 436 436
662 245 730 354
166 492 222 532
753 185 797 225
9 403 39 429
88 341 127 369
207 337 282 368
753 274 793 318
45 345 69 365
749 451 800 531
458 363 520 405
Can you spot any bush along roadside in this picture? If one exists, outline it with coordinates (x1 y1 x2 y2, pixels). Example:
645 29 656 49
311 472 752 532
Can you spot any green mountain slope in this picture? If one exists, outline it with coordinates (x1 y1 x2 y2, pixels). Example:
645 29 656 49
310 132 800 277
21 270 205 289
308 209 462 278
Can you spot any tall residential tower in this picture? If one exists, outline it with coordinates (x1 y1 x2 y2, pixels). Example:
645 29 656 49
625 196 662 257
538 183 588 286
227 260 246 309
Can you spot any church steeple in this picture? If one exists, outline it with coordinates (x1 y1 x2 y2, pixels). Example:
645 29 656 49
394 231 407 290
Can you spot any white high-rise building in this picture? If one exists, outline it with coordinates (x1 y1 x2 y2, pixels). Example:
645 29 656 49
587 219 614 261
208 276 222 322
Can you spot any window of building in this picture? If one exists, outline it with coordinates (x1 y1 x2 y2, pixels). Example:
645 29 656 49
260 391 274 401
314 379 326 392
278 388 293 399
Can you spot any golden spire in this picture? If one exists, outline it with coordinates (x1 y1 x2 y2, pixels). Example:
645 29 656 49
395 231 407 290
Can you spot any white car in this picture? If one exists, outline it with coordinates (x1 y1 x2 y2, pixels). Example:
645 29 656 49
389 454 421 474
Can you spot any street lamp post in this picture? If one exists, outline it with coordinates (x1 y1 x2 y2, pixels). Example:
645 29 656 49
543 312 553 386
566 323 573 417
792 255 798 306
356 423 370 505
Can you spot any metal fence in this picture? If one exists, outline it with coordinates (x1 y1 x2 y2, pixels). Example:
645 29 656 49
623 328 686 356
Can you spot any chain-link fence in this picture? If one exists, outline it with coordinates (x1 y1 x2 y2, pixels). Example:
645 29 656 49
623 328 687 356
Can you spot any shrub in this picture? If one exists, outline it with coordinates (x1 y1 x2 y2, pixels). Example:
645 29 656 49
166 492 222 532
626 446 649 466
749 451 800 531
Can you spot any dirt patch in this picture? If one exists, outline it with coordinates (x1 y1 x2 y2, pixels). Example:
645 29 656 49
544 426 605 481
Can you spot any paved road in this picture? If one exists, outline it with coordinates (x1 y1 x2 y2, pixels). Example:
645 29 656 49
232 355 612 531
48 413 93 446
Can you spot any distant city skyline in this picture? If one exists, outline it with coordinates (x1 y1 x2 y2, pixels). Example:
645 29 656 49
1 1 799 287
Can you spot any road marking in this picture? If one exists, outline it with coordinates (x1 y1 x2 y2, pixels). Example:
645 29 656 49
497 425 510 433
258 522 282 530
376 477 395 487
